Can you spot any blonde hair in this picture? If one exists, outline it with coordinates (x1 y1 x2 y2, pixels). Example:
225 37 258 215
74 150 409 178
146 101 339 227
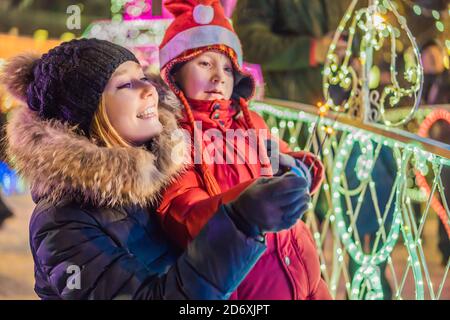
90 95 133 148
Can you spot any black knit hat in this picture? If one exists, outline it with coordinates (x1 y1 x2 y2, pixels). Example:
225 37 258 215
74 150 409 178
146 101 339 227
24 38 138 135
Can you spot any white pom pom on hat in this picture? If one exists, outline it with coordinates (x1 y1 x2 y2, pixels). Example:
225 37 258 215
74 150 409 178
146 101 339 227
193 5 214 24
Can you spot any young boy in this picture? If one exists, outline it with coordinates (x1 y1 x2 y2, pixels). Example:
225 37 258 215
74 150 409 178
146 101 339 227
157 0 331 300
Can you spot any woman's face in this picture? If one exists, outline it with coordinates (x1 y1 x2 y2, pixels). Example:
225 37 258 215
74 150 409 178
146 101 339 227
103 61 163 145
175 51 234 101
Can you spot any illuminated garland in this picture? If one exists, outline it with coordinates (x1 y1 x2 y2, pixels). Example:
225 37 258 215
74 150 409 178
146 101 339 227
323 0 424 127
401 0 449 34
111 0 168 21
251 101 450 167
330 133 424 300
416 109 450 238
251 101 449 299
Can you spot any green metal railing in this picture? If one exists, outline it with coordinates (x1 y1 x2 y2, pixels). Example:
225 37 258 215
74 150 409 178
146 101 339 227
252 98 450 300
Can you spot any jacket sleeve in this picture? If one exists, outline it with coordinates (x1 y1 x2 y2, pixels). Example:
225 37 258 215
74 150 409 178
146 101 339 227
30 204 265 300
157 169 256 248
233 0 316 71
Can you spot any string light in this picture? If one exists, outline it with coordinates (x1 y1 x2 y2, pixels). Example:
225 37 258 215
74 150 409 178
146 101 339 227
251 101 450 167
402 0 449 33
415 109 450 238
322 0 424 127
251 100 448 299
324 126 335 135
318 103 330 116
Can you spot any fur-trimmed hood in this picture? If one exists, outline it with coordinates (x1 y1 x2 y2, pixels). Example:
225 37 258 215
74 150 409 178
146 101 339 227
5 81 189 208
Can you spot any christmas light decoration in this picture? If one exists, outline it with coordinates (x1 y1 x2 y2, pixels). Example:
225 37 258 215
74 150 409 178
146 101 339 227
0 162 26 196
416 109 450 238
402 0 449 34
251 100 449 300
323 0 424 127
84 1 267 97
83 1 172 73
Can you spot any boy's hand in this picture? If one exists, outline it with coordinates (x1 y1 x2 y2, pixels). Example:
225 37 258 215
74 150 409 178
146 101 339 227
265 139 312 188
225 173 311 240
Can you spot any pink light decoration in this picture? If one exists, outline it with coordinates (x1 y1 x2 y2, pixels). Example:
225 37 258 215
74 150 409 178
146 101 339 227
132 45 160 69
123 0 173 20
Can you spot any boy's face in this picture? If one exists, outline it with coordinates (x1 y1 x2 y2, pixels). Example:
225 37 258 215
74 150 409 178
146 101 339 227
175 51 235 101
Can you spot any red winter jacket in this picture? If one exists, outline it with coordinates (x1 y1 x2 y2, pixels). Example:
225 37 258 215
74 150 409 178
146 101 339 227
157 99 331 300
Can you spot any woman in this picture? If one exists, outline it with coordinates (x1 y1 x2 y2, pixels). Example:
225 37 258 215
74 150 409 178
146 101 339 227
1 38 308 300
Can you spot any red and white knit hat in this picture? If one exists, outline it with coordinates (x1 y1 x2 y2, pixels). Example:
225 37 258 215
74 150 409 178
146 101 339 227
159 0 255 101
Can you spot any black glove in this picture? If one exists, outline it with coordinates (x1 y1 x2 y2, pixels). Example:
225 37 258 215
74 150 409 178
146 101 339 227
225 172 311 240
